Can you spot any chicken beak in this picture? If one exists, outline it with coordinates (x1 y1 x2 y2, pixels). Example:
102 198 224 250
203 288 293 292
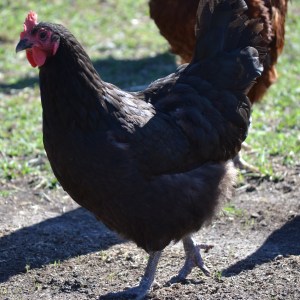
16 39 33 53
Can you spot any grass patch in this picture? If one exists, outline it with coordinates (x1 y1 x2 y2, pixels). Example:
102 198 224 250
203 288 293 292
243 4 300 176
0 1 299 187
223 204 244 218
0 0 173 187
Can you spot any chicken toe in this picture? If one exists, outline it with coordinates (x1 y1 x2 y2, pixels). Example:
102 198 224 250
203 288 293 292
233 153 260 173
174 236 213 282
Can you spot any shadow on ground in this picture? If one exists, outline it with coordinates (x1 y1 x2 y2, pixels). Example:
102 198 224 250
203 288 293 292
0 76 39 91
0 208 123 283
0 52 176 93
222 215 300 277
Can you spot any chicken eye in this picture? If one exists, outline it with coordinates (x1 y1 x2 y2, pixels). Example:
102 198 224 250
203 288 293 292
39 31 47 40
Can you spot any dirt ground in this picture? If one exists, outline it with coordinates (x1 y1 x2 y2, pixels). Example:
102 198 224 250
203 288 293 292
0 157 299 300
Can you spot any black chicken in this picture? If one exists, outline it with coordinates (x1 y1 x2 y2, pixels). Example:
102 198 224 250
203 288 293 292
16 0 266 298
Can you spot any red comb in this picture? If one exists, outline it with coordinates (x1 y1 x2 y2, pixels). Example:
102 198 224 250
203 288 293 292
20 11 38 38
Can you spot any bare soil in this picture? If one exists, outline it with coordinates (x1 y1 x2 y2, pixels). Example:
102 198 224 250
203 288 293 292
0 160 299 300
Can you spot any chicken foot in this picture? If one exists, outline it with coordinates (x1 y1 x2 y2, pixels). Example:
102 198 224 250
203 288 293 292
233 153 259 173
233 141 260 173
170 236 213 283
100 250 161 300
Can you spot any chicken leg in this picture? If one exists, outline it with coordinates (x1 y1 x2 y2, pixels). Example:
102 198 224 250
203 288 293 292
101 251 161 300
172 236 213 283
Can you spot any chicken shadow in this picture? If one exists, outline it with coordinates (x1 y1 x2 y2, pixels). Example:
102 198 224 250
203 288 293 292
0 207 123 283
222 215 300 277
0 52 176 93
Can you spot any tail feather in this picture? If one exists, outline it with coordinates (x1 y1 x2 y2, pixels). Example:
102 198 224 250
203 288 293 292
194 0 266 58
194 0 235 60
191 0 268 93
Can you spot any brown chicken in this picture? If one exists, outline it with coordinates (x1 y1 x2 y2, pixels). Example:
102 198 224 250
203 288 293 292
149 0 288 103
16 0 266 298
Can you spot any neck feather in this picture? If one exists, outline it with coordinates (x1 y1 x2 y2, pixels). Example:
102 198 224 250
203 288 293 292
39 29 111 131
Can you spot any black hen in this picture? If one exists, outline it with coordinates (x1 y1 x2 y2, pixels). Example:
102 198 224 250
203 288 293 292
16 0 266 298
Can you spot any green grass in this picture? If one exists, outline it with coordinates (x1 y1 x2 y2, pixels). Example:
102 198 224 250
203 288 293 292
243 5 300 177
0 1 299 186
223 204 244 218
0 0 170 86
0 0 172 184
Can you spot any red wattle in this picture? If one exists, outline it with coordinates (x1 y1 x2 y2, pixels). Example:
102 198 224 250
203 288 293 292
26 47 47 68
26 50 37 68
32 47 47 67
